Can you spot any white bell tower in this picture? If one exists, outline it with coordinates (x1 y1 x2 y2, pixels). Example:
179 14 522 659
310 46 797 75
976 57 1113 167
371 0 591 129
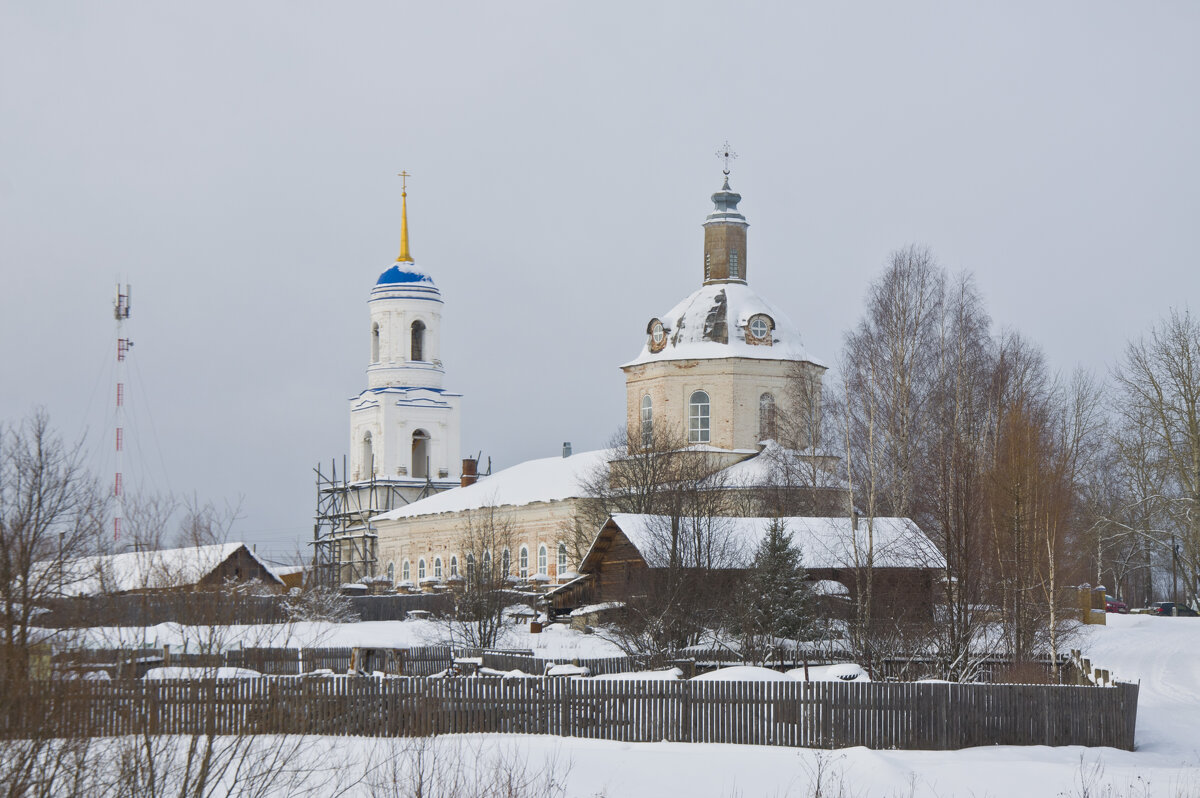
348 174 463 499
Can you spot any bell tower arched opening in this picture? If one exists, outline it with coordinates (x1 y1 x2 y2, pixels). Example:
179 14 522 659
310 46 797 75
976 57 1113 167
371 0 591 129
411 429 430 479
361 432 374 478
411 320 425 362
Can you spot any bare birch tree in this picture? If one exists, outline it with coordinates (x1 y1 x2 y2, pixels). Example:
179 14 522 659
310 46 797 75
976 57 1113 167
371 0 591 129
1110 308 1200 606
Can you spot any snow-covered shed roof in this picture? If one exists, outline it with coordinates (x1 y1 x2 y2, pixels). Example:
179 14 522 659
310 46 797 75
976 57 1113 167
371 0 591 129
592 514 944 571
376 449 611 520
623 282 825 369
54 542 283 597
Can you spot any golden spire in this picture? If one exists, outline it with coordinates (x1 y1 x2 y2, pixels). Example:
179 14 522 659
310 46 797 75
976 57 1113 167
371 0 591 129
396 170 413 263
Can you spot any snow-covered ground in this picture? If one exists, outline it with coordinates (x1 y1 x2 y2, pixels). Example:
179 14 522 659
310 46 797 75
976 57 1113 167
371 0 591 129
303 615 1197 797
48 614 1200 796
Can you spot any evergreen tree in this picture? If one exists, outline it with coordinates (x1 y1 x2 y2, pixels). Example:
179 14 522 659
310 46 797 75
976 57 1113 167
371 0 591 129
735 519 813 666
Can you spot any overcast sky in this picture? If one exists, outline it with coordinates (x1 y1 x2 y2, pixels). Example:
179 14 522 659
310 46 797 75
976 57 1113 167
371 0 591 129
2 2 1197 563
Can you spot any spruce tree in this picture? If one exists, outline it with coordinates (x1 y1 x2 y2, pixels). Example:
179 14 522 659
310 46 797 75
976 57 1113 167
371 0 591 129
736 519 813 665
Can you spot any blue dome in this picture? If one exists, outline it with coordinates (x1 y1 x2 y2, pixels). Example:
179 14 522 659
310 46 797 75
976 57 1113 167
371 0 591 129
376 265 434 286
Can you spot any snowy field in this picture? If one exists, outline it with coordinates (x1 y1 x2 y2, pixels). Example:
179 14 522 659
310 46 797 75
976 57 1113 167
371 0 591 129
49 615 1200 796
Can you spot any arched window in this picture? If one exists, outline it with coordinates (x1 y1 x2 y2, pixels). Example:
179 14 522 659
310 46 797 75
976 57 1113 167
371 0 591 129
402 560 410 582
557 542 568 575
466 553 475 582
361 432 374 477
538 544 548 575
640 395 653 449
386 561 394 584
371 322 380 363
450 555 458 578
418 558 426 580
433 557 442 579
482 550 491 579
411 320 426 361
518 546 529 578
412 430 430 479
689 390 710 443
501 548 511 576
759 392 776 440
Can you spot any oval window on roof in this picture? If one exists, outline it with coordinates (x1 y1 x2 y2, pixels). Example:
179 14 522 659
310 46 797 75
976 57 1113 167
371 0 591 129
647 318 667 352
747 314 773 343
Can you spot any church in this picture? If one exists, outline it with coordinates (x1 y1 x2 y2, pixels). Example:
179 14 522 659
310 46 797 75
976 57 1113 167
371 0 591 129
322 163 942 611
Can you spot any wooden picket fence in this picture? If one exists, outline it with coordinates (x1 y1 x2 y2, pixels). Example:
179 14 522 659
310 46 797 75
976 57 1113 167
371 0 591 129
7 677 1138 750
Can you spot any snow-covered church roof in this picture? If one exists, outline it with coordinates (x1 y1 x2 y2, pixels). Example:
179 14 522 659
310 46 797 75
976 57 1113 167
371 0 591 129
376 264 435 286
371 262 441 303
623 282 825 368
376 449 612 520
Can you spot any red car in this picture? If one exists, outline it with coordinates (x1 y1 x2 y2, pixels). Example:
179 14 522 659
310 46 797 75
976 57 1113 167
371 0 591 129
1104 595 1128 613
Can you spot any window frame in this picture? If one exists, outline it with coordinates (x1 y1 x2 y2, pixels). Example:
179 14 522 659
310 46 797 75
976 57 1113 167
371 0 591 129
640 394 653 448
759 392 777 440
417 558 426 580
689 390 711 443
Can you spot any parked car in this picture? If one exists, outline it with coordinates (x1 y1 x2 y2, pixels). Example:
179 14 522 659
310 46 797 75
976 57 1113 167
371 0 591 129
1104 594 1128 613
1149 602 1199 617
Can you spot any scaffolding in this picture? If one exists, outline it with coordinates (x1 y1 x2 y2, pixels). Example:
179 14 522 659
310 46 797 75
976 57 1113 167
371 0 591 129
310 457 443 588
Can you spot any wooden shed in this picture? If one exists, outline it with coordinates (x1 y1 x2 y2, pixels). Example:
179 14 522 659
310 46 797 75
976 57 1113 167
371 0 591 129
547 514 944 622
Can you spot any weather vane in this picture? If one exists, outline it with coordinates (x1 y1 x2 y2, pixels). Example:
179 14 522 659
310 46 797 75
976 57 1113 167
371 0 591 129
715 142 738 176
398 170 411 192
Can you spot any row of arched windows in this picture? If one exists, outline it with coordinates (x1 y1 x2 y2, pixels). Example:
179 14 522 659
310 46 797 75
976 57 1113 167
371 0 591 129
360 429 433 478
370 320 427 364
388 543 570 586
640 390 776 445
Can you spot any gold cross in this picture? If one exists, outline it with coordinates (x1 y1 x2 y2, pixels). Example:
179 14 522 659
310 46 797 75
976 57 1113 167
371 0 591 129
398 170 411 191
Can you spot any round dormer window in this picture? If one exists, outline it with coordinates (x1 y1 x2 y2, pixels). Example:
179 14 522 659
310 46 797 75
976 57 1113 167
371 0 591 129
648 319 668 352
748 315 772 342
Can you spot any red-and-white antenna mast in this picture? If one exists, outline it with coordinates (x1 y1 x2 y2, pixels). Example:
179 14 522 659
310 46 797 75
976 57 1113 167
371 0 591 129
113 283 132 541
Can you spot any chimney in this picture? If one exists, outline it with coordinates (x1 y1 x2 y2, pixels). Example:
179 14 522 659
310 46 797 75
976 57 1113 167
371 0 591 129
461 458 478 487
562 442 572 458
